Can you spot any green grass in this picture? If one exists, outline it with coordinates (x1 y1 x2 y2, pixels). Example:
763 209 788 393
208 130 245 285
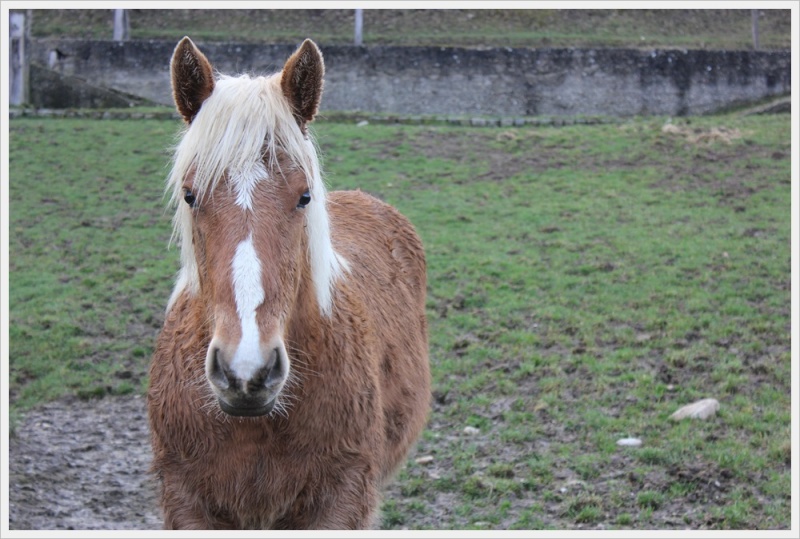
17 8 792 50
8 111 792 529
8 119 178 408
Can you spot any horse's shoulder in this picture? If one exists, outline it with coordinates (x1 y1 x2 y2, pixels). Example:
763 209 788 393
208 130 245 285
328 190 420 241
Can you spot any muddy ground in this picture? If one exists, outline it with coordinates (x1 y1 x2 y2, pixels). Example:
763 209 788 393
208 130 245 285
8 395 161 530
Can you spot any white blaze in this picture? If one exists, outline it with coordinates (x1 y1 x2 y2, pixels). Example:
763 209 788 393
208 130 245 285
232 161 267 210
230 234 264 381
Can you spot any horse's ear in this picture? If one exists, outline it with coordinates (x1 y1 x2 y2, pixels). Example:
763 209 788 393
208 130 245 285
281 39 324 131
171 36 215 124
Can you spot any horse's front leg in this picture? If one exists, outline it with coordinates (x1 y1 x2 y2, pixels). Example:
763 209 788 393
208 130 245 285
275 464 381 530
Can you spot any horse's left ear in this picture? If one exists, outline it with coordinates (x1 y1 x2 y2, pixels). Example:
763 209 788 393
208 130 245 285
171 36 215 124
281 39 324 131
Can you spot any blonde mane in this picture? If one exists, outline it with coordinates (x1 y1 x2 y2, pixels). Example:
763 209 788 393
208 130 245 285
165 73 346 316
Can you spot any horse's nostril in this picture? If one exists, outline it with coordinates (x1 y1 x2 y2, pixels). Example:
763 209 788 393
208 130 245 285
266 347 286 385
249 347 284 389
264 348 278 374
209 347 232 390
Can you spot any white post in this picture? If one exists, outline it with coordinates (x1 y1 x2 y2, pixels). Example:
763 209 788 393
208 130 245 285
354 9 363 46
113 9 130 41
9 12 28 106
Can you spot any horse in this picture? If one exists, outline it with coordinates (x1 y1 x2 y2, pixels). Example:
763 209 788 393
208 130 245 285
147 36 431 530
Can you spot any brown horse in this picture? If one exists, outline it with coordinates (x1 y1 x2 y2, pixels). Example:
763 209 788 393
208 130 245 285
147 37 431 529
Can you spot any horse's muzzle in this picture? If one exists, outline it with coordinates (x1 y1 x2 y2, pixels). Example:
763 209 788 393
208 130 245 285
206 344 287 417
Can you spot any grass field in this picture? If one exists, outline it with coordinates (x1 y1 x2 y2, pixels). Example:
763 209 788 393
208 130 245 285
7 111 792 529
19 8 792 50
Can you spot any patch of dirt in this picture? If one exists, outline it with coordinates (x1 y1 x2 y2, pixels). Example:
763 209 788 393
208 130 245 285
8 395 161 530
400 128 573 184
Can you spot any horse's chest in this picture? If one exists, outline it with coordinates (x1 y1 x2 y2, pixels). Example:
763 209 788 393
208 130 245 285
211 435 300 493
184 424 308 523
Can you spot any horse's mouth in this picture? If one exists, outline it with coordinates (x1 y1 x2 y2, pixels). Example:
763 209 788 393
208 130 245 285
218 397 276 417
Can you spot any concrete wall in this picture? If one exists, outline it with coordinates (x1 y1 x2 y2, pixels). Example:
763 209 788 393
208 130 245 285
29 38 791 117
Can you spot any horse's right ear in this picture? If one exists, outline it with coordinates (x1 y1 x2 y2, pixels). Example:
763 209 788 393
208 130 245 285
171 36 215 124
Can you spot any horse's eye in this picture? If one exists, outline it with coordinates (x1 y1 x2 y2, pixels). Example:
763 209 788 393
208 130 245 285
184 189 196 207
297 190 311 209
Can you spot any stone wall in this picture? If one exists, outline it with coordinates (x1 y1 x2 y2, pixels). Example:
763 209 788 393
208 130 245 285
29 38 791 116
29 64 151 109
